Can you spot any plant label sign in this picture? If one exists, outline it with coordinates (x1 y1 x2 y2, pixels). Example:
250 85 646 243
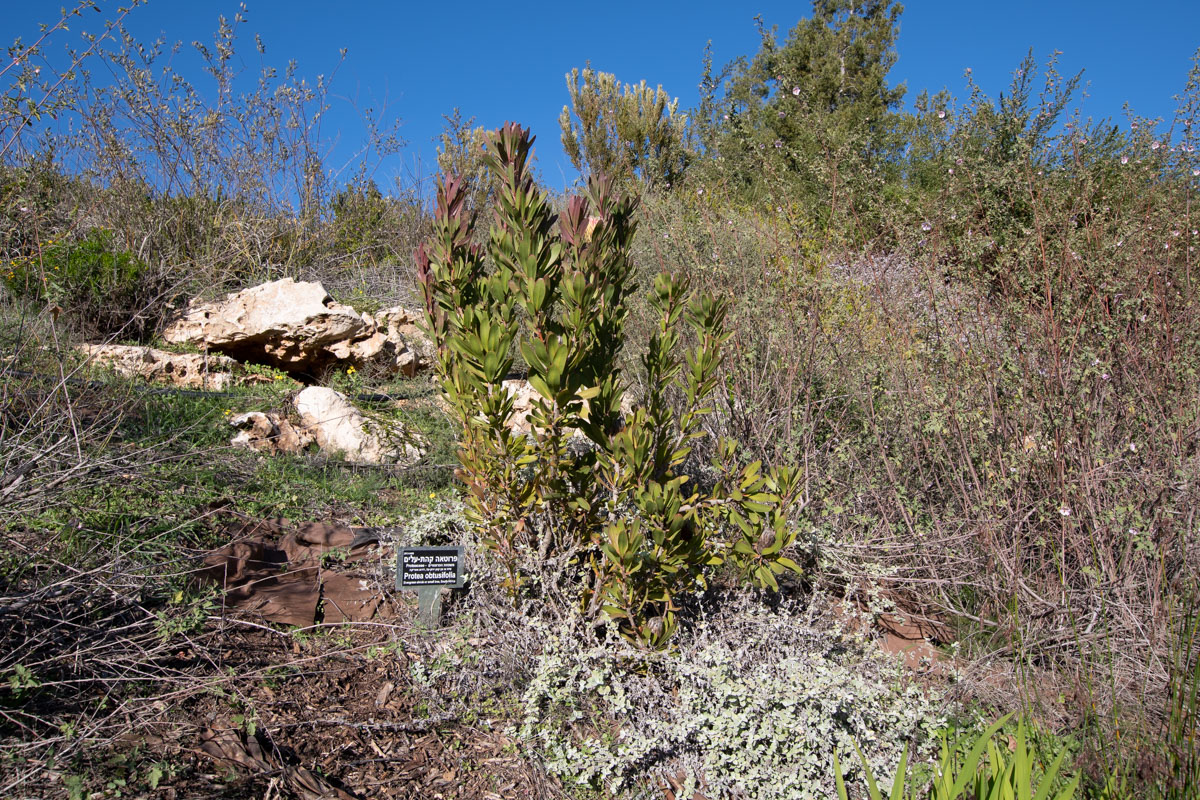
396 547 465 627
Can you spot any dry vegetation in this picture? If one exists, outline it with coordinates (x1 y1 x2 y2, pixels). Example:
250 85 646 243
1 2 1198 799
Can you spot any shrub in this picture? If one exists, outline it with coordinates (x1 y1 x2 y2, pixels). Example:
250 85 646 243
1 228 166 338
639 47 1200 767
517 596 944 798
559 66 691 187
417 123 806 645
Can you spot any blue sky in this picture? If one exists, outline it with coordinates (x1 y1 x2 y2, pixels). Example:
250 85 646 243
8 0 1200 194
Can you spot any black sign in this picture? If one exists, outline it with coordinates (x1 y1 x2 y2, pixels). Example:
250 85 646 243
396 547 465 589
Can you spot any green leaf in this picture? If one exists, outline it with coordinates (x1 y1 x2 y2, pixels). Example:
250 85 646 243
1032 746 1077 800
527 276 547 312
755 564 778 591
773 556 802 574
950 714 1013 798
527 374 553 401
852 740 885 800
832 750 850 800
889 742 909 800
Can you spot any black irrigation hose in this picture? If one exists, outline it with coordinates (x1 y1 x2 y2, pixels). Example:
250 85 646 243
2 367 457 473
1 366 441 403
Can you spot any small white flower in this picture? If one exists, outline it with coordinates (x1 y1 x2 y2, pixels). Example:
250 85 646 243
1059 506 1072 517
937 110 946 119
1152 140 1161 150
921 221 932 232
792 86 801 96
1121 156 1129 165
1129 442 1137 453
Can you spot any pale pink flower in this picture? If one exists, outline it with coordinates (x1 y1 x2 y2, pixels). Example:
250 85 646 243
792 87 800 96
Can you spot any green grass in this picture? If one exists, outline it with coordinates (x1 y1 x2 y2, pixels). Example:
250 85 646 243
3 368 458 575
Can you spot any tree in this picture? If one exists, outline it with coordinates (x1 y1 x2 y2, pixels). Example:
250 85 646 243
559 67 690 187
703 1 905 209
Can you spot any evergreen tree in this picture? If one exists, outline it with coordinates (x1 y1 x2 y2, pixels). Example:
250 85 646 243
704 1 905 210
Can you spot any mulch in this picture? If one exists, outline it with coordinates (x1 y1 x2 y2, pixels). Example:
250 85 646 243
135 516 561 799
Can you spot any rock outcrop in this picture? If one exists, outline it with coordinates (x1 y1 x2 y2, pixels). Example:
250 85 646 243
163 278 432 377
229 387 424 466
80 343 238 390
